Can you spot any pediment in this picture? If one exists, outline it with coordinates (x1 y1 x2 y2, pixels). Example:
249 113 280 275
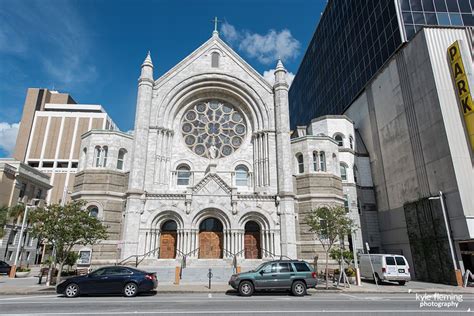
192 173 232 196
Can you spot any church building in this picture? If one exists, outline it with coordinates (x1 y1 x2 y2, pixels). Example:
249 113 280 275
71 29 369 270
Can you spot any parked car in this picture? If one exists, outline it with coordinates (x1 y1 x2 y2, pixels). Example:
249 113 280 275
229 260 317 296
56 266 157 298
0 261 11 275
359 254 411 285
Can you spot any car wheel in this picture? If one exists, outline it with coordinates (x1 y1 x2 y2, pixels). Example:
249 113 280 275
64 283 80 298
238 281 254 297
291 281 306 296
398 281 406 286
123 282 138 297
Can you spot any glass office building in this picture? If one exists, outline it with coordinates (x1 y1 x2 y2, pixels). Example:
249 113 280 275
289 0 474 128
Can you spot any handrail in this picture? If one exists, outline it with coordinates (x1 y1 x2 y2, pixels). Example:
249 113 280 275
223 248 245 271
177 247 200 279
261 248 293 261
117 246 160 267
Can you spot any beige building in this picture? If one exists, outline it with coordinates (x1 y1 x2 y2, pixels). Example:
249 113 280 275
0 159 52 265
13 88 117 204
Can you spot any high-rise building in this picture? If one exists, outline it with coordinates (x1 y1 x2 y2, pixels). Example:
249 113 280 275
289 0 474 128
13 88 117 204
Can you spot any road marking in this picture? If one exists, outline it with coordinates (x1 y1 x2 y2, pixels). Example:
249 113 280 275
0 295 58 301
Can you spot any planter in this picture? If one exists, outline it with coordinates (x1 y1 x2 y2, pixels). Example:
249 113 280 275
16 271 30 278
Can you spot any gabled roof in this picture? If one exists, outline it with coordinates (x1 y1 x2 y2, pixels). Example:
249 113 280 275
192 172 232 196
154 33 273 92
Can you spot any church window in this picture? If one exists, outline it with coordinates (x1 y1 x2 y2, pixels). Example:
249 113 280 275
340 163 348 181
335 134 344 147
117 148 127 170
344 195 349 212
349 136 354 150
88 205 99 218
353 165 358 184
235 165 249 186
313 151 318 171
95 146 101 167
177 164 191 186
102 146 108 168
319 151 326 171
181 100 246 159
296 153 304 174
211 52 219 68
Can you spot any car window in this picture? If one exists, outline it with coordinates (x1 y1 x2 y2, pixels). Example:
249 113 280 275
293 262 311 272
385 256 396 265
395 257 406 265
90 268 107 277
262 264 273 273
107 267 132 275
277 263 293 273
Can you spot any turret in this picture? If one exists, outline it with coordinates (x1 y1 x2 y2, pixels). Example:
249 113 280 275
273 59 297 258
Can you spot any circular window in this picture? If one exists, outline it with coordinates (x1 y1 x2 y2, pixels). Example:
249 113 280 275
181 100 247 158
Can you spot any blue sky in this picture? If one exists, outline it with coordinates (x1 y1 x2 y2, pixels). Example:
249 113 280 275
0 0 326 157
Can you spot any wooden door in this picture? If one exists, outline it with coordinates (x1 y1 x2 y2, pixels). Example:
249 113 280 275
159 232 177 259
199 232 223 258
244 232 261 259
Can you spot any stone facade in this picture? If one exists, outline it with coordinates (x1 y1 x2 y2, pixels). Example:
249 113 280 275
72 32 374 266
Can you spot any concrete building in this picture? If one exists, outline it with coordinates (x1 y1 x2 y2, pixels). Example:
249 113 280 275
0 159 51 266
12 89 117 204
289 0 474 128
341 26 473 284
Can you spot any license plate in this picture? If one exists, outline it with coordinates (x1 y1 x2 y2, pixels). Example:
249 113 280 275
398 269 405 273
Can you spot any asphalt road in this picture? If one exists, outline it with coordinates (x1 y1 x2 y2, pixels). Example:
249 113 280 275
0 292 472 315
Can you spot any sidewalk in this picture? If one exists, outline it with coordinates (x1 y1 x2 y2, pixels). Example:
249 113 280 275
1 275 473 295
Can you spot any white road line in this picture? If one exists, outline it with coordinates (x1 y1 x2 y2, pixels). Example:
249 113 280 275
0 295 58 301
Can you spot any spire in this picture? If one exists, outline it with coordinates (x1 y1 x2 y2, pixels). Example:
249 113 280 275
142 51 153 68
212 17 221 37
274 59 288 87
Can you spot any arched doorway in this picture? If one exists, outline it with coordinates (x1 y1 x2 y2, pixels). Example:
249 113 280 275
244 221 261 259
198 218 223 259
159 220 177 259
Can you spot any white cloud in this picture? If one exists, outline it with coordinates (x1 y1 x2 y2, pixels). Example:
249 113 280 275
263 69 295 87
0 122 19 156
221 22 300 65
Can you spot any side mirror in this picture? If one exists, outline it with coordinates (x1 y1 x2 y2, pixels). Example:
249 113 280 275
259 270 264 275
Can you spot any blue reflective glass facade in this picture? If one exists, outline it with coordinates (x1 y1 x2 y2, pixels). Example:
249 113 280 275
289 0 474 128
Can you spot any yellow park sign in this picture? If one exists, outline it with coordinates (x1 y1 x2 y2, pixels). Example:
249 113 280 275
448 40 474 152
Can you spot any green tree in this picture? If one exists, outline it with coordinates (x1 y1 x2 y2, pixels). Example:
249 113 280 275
29 200 108 284
305 205 357 289
0 204 25 238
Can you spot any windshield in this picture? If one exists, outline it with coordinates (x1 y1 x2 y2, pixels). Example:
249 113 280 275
253 262 268 272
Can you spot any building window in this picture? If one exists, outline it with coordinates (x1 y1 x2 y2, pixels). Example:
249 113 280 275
340 163 347 181
102 146 108 168
95 146 101 167
177 164 191 186
349 136 354 150
211 52 219 68
296 153 304 174
19 183 27 198
335 135 344 147
117 149 127 170
88 205 99 218
313 151 318 171
35 188 42 199
353 165 358 184
319 151 326 172
344 195 349 212
235 165 249 186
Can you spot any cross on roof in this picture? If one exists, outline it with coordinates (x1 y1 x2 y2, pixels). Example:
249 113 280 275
212 17 221 33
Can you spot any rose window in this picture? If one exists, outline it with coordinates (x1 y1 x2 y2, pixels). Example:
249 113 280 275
181 100 246 158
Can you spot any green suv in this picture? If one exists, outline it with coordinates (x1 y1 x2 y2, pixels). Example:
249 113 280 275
228 260 317 296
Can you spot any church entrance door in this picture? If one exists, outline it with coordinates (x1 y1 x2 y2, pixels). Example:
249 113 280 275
198 218 223 259
244 221 261 259
159 220 177 259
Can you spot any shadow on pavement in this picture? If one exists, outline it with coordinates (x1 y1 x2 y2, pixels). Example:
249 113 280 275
225 289 311 297
58 290 158 298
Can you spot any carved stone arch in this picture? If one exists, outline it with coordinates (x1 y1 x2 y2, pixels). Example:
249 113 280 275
192 208 231 230
238 211 271 231
155 74 271 132
148 210 185 230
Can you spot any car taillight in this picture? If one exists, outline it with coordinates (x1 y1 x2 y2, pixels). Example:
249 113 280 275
382 268 386 273
145 274 155 281
311 272 317 278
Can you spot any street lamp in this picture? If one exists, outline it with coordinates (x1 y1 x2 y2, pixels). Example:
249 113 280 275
9 198 41 278
428 191 462 285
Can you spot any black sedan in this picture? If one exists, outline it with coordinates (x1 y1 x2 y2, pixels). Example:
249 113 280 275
0 261 11 275
56 266 157 298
